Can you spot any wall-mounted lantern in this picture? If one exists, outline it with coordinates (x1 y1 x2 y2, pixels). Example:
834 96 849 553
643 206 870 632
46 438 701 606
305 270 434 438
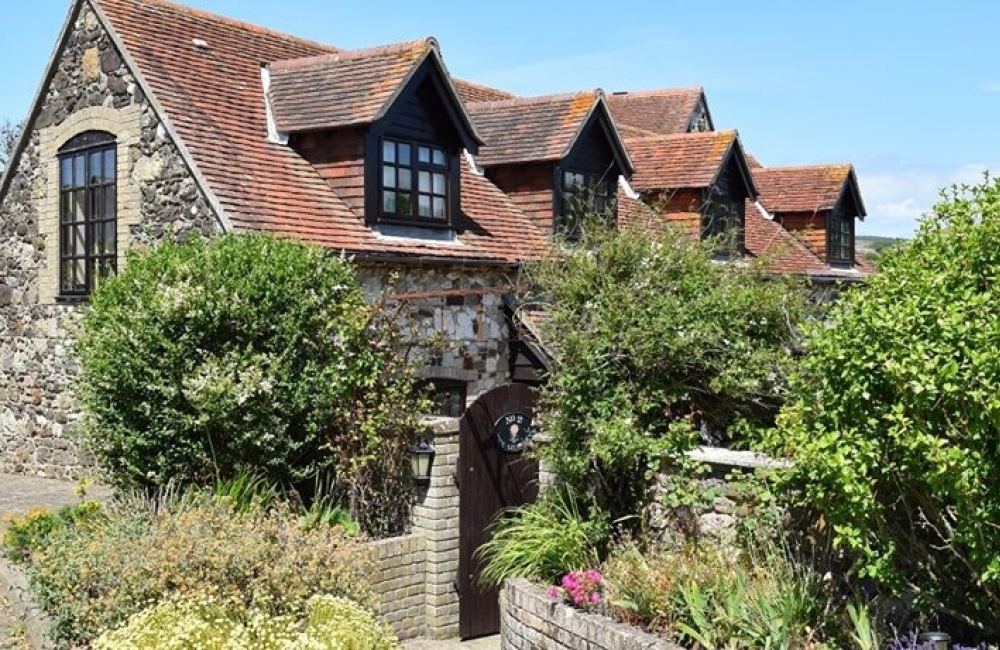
409 438 435 486
918 632 951 650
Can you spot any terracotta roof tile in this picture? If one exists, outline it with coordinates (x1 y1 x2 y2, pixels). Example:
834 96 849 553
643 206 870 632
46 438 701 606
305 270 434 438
625 131 738 190
467 91 603 166
453 79 515 104
95 0 546 263
269 39 434 133
743 200 829 275
606 87 704 135
754 164 852 213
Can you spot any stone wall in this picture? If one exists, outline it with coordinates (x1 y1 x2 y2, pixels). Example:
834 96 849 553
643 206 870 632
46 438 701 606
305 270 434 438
500 579 681 650
366 534 427 641
0 3 220 477
358 265 515 407
648 446 791 547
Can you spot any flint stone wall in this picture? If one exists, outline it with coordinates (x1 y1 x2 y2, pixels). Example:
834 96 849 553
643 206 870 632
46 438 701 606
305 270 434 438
0 4 219 478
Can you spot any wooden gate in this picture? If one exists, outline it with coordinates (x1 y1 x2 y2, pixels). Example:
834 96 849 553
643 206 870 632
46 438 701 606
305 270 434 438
458 383 539 639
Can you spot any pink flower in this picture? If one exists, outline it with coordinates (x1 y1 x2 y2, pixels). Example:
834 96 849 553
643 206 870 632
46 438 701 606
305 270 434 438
546 586 560 600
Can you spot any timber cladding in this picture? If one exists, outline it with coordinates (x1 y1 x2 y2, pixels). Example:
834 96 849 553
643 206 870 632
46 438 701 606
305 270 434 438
485 163 556 233
776 211 828 259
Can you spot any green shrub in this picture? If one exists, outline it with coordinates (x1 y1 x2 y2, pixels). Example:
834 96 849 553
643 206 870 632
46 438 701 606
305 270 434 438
476 488 609 587
93 593 398 650
764 175 1000 632
1 501 103 564
76 233 425 536
27 498 372 646
524 221 813 521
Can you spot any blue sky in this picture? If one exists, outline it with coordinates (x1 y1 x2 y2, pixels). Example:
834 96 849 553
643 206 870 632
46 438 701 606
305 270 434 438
3 1 998 238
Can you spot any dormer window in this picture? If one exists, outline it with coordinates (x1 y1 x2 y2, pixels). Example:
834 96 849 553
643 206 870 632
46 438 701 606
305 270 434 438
380 138 451 225
828 213 853 266
560 170 616 234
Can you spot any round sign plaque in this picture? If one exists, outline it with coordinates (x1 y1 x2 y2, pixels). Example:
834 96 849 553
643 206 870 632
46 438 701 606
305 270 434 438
493 412 533 453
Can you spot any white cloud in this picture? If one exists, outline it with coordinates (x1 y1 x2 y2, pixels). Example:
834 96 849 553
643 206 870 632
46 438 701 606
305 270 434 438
856 164 997 238
982 82 1000 94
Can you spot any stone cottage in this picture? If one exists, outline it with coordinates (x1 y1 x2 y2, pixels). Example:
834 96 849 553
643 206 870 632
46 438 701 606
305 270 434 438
0 0 873 480
0 0 551 477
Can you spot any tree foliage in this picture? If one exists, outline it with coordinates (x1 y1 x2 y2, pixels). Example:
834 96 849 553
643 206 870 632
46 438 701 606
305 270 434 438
0 119 20 176
766 175 1000 632
77 234 426 536
524 221 813 519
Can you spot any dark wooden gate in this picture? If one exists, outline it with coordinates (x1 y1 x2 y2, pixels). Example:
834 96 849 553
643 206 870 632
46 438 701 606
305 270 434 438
458 383 539 639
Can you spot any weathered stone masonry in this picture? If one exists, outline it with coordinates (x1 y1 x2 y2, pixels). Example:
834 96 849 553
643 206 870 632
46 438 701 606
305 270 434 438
0 4 219 477
0 5 520 478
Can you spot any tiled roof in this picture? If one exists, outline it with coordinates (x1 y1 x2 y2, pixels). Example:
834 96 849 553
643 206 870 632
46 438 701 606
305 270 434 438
453 79 515 104
467 91 603 166
606 87 704 135
269 39 435 133
743 200 828 275
625 131 739 191
753 164 853 213
94 0 546 263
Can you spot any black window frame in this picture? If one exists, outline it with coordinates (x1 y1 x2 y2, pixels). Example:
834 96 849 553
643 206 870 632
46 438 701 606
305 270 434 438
827 212 854 266
57 131 117 300
558 168 616 236
378 137 454 228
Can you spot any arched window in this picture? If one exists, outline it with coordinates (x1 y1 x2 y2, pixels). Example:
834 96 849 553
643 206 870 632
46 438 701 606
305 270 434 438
58 131 117 297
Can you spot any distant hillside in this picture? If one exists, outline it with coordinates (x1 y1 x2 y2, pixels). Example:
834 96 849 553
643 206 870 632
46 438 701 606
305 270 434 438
857 235 905 253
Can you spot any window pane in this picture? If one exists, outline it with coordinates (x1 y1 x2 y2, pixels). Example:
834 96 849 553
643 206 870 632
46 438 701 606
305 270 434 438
104 221 116 255
382 166 396 189
418 195 431 217
73 258 86 291
398 143 411 165
73 156 85 188
397 193 413 216
73 191 86 223
73 223 86 255
382 140 396 164
60 262 72 293
103 150 116 183
382 190 397 214
91 188 104 226
418 147 430 164
432 197 446 219
60 193 70 224
89 151 102 185
432 148 446 166
92 220 103 256
104 186 116 219
419 171 430 193
432 173 445 195
398 168 412 191
60 158 73 190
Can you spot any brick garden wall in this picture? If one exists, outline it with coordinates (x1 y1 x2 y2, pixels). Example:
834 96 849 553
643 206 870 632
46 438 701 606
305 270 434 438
366 534 428 641
500 579 681 650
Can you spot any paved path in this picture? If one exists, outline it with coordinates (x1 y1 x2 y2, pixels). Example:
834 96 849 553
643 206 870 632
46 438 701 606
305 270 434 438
404 636 499 650
0 473 112 527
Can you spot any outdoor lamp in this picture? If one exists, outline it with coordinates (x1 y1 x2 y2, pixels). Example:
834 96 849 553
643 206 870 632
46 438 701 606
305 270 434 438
409 438 435 486
918 632 951 650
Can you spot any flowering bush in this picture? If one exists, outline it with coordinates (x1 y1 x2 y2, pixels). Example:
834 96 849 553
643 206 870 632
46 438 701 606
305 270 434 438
546 569 605 610
93 593 398 650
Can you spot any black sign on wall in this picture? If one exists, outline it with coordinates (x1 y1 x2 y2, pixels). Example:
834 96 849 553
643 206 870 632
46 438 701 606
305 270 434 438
492 412 533 453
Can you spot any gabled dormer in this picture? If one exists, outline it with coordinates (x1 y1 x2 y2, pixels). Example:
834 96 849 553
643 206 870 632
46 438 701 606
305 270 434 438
466 91 634 236
752 164 867 268
622 131 756 252
606 87 715 135
267 38 481 236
